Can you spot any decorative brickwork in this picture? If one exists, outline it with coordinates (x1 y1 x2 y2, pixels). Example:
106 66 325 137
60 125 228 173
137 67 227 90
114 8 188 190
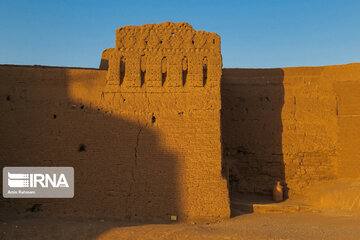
101 22 221 89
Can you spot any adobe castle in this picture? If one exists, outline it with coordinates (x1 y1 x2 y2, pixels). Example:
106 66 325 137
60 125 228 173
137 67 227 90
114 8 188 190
0 22 359 220
0 22 230 221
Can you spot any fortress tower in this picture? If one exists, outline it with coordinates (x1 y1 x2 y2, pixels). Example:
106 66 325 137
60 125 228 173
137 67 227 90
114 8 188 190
0 22 229 222
99 22 230 221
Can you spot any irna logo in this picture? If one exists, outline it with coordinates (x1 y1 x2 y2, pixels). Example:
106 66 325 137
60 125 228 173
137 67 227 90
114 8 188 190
3 167 74 198
8 172 69 188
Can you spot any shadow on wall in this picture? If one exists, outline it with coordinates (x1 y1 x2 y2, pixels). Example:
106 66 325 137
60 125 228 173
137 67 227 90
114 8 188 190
0 66 179 227
221 68 287 204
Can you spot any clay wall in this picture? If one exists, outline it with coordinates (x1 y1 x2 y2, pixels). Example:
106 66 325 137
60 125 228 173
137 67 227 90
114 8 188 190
0 21 359 218
222 63 360 198
1 63 359 217
0 64 229 221
0 22 229 221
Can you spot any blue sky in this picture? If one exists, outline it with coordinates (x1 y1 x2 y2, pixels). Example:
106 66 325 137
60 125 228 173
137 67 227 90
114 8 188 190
0 0 359 68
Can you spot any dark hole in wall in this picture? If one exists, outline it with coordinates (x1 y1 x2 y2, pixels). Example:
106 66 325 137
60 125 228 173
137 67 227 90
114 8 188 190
80 105 84 109
161 57 167 86
53 114 57 119
120 57 126 85
6 95 10 101
141 71 146 86
27 204 42 212
202 57 208 86
78 144 86 152
162 72 167 86
182 70 188 86
140 54 146 87
152 115 156 124
203 64 207 86
182 56 188 86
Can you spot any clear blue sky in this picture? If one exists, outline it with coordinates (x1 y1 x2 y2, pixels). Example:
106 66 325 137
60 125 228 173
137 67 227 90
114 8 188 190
0 0 359 68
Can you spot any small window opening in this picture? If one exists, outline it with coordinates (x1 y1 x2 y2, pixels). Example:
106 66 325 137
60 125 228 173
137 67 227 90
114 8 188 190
182 57 188 86
27 204 42 212
120 57 126 85
161 57 167 86
78 144 86 152
203 57 208 86
140 54 146 86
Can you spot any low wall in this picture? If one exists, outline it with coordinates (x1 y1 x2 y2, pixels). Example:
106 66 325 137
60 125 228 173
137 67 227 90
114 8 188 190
0 65 229 221
222 63 360 198
1 63 359 218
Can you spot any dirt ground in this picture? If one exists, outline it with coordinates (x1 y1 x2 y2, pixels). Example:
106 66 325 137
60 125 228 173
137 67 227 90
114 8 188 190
0 212 359 240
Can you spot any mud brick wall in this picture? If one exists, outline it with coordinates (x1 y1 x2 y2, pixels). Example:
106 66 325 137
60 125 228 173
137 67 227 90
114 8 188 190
327 64 360 179
0 22 230 221
221 69 287 195
1 21 359 218
222 64 360 198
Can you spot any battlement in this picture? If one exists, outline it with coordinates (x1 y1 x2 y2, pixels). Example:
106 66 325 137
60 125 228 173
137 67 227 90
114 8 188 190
101 22 222 89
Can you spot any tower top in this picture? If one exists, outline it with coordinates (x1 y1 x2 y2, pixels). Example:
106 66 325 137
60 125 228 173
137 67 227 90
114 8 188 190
102 22 222 89
114 22 220 51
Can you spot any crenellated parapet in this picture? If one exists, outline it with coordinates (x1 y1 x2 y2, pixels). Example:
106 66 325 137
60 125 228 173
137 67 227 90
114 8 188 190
101 22 222 89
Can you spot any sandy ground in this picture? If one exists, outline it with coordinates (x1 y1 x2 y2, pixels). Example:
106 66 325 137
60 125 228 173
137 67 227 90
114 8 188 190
0 212 359 240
